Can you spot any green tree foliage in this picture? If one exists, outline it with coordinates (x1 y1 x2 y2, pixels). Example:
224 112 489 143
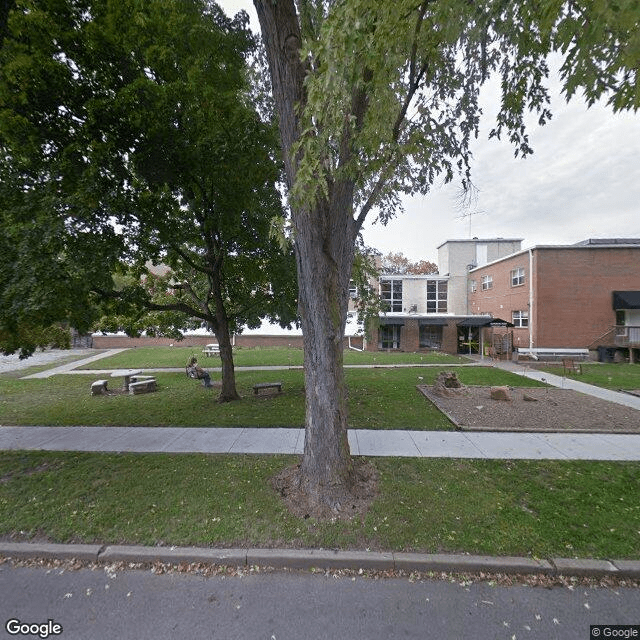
293 0 639 222
0 0 297 397
254 0 639 512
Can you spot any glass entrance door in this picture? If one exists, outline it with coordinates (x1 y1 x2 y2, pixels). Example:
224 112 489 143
379 325 401 350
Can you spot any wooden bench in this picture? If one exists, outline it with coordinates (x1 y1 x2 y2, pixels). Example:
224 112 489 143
91 380 109 396
129 378 157 394
253 382 282 395
562 359 583 375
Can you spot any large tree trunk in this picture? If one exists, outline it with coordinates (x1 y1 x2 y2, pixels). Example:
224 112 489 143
255 0 360 510
294 195 358 507
211 271 240 403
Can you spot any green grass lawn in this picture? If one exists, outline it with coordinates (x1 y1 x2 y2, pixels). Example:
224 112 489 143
0 451 637 559
0 367 544 429
539 363 640 390
76 345 471 369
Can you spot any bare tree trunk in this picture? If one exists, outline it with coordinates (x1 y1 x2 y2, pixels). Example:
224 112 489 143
214 316 239 403
211 270 240 403
294 196 357 506
255 0 360 510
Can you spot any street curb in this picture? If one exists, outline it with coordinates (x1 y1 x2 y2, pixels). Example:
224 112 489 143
393 553 555 575
246 548 395 571
1 542 639 579
98 545 247 567
0 542 103 562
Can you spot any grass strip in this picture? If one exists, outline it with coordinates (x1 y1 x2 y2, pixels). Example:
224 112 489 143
0 451 638 559
0 367 544 429
75 346 471 370
539 363 640 390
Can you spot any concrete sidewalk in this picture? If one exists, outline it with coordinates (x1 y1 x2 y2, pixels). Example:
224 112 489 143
21 348 130 379
1 425 640 460
490 358 640 410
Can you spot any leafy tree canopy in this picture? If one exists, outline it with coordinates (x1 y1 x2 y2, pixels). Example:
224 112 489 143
380 252 438 275
0 0 297 368
292 0 640 226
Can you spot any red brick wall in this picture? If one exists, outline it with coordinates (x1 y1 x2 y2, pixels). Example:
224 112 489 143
366 318 459 353
534 248 639 348
91 333 363 351
470 247 640 349
469 252 531 350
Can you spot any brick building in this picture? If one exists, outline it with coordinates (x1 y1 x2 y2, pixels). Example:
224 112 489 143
365 238 522 354
468 239 640 359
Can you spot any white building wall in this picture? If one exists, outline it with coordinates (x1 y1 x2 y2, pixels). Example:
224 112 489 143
402 278 428 313
437 239 523 315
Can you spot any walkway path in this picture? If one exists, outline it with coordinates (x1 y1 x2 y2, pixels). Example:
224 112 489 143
1 425 639 460
490 358 640 410
3 348 639 460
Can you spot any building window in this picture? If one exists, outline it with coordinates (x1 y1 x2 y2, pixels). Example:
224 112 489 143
481 275 493 290
419 325 443 349
512 310 529 328
349 280 357 299
426 280 448 313
469 280 477 293
379 324 401 349
380 279 402 312
511 267 525 287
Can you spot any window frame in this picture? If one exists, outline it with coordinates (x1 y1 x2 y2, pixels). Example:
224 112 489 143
481 275 493 291
511 267 525 287
419 324 443 349
380 278 403 312
379 324 401 350
512 310 529 328
426 279 448 314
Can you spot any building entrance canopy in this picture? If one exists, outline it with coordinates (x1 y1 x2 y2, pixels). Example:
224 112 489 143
457 316 515 328
613 291 640 310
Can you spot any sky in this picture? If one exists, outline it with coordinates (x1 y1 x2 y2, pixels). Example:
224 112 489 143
218 0 640 266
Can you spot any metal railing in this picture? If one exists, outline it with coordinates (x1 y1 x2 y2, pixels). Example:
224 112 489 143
614 325 640 346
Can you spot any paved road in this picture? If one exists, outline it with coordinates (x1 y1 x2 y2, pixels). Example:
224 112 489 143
1 564 638 640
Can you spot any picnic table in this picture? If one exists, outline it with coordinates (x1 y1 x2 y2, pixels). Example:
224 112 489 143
110 369 143 392
202 344 221 357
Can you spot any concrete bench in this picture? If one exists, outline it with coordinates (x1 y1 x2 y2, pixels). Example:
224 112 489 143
129 379 157 395
91 380 108 396
253 382 282 395
130 375 155 383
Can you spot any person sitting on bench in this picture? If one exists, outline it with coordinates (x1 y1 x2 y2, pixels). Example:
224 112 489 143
186 357 213 388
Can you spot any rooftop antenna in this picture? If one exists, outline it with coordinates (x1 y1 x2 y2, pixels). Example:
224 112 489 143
454 180 485 237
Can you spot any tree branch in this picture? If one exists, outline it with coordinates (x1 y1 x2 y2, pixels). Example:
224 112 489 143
353 2 433 232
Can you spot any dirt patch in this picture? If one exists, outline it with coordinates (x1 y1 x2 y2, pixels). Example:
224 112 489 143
0 462 59 485
418 385 640 432
271 459 378 521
